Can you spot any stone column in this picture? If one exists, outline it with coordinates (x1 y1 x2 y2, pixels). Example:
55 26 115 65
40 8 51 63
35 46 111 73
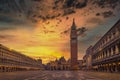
109 49 111 57
102 53 103 59
6 67 8 72
102 65 104 71
103 53 104 58
118 64 120 72
98 65 100 71
107 49 109 57
4 67 6 72
115 63 118 72
100 65 102 71
111 47 113 56
112 64 115 72
111 33 113 40
0 66 2 72
109 64 113 72
107 64 109 72
1 66 4 72
116 28 119 37
115 44 119 54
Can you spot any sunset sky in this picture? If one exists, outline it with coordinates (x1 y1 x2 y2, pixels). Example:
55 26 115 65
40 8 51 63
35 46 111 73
0 0 120 63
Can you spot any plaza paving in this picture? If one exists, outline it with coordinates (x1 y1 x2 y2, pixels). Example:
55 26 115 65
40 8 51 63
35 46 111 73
0 71 120 80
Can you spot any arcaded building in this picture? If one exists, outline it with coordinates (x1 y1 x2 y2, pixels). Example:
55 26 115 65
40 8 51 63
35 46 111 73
0 44 43 72
82 46 93 70
84 19 120 72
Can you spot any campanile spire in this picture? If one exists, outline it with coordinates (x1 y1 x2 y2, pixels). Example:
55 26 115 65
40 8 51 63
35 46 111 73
71 18 76 30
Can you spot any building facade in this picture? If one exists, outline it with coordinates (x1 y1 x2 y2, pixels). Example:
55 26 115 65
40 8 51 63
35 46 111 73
46 57 70 70
70 19 78 70
77 60 83 70
92 19 120 72
86 46 93 70
0 44 43 72
83 19 120 72
82 55 87 70
82 46 93 70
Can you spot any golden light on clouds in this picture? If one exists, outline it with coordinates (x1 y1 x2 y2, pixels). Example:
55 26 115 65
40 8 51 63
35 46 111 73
0 21 71 64
0 0 120 64
22 46 62 63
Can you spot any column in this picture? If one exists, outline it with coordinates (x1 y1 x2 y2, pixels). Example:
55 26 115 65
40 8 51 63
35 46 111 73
102 65 104 71
103 53 104 59
110 64 113 72
1 66 3 72
116 28 119 37
103 65 106 72
118 64 120 72
111 47 113 56
118 41 120 53
115 44 119 54
98 65 100 71
107 64 109 72
111 63 114 72
0 66 2 72
106 50 108 57
109 49 111 57
107 49 109 57
111 33 113 40
115 62 118 72
4 66 6 72
104 64 107 72
101 53 102 59
107 36 109 42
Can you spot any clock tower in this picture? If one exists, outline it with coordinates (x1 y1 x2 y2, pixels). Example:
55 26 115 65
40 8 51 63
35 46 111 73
70 19 78 70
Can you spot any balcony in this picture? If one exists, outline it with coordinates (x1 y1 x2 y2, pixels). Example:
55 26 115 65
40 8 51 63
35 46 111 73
92 52 120 64
102 35 120 50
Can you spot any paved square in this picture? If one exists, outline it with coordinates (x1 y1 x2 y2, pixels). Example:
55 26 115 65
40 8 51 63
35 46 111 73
1 71 119 80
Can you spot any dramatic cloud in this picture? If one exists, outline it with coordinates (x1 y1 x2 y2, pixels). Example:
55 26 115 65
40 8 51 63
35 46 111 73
0 34 15 39
102 11 114 18
77 27 87 37
0 0 120 63
86 17 103 25
61 28 70 35
1 0 119 24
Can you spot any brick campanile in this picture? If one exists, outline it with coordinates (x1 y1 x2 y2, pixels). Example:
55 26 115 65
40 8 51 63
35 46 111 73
70 19 78 70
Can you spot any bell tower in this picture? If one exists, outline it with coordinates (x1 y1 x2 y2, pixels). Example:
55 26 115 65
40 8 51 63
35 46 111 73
70 19 78 70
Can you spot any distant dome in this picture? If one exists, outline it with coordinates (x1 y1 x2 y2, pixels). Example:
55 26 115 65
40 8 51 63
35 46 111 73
59 56 66 62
